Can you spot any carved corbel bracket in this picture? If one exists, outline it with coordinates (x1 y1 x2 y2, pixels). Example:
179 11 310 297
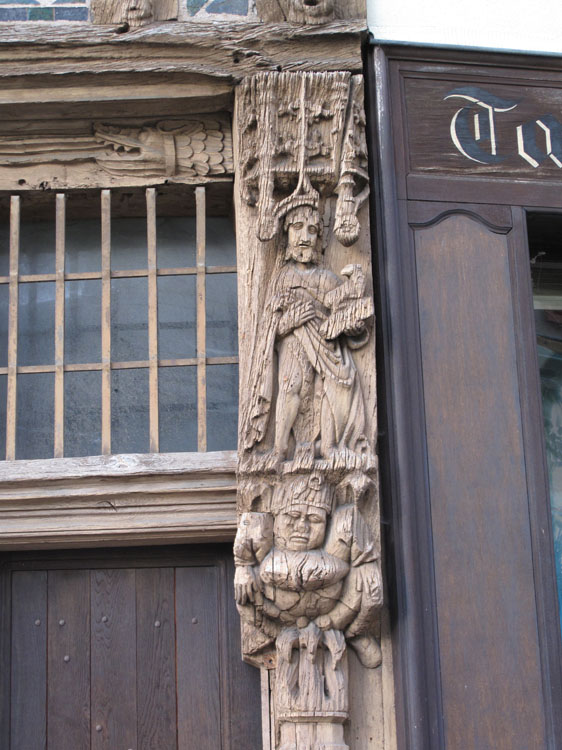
234 70 380 750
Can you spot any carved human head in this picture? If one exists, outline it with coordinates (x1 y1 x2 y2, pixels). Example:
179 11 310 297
274 504 328 551
284 205 323 264
272 473 332 550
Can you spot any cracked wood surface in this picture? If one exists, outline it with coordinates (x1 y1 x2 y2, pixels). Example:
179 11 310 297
0 22 365 80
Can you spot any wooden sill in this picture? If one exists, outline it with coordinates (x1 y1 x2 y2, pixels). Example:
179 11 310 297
0 450 237 550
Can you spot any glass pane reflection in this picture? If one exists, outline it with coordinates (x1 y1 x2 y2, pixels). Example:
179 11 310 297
530 212 562 638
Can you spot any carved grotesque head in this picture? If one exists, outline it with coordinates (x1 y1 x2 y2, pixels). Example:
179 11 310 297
272 473 332 550
274 504 328 551
284 205 323 265
287 0 335 25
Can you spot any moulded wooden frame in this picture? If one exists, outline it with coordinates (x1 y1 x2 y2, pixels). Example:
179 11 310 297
0 450 237 549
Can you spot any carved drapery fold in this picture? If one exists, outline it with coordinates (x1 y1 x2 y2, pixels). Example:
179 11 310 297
234 70 380 750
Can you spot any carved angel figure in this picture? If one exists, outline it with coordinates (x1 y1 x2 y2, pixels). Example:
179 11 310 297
243 202 374 471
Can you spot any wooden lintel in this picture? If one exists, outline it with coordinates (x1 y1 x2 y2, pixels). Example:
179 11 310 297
0 451 237 550
0 21 365 81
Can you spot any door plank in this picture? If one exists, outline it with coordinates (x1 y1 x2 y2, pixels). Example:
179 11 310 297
0 565 11 750
91 568 137 750
47 570 90 750
176 565 221 750
224 557 262 749
136 567 177 750
10 571 47 750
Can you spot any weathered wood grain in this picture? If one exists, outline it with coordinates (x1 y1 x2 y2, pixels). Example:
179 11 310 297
91 568 137 750
0 452 237 548
136 568 177 750
47 570 90 750
0 22 365 81
10 571 47 750
176 566 221 750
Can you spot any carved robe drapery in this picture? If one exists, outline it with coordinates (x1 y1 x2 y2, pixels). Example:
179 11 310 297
235 70 381 750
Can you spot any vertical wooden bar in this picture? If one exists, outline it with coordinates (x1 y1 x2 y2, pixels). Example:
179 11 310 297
54 194 66 458
11 571 47 750
47 570 90 750
136 568 177 750
146 188 159 453
91 568 137 750
196 186 207 452
6 195 19 460
176 566 220 749
101 190 111 455
0 565 11 750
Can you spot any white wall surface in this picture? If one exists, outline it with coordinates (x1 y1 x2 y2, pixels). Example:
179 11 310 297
367 0 562 56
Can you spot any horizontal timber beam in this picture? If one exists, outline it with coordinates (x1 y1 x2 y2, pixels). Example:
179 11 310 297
0 450 237 550
0 21 365 81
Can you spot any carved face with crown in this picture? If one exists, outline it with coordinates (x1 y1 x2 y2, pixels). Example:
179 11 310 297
284 205 323 265
272 473 332 551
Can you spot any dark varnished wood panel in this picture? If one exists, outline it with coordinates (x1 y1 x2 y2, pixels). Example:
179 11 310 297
47 570 90 750
224 556 262 749
10 571 47 750
136 567 177 750
91 568 137 750
176 565 221 750
0 565 11 750
414 212 546 749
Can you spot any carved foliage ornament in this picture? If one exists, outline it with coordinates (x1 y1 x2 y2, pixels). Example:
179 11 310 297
235 71 379 750
238 71 369 247
0 119 233 179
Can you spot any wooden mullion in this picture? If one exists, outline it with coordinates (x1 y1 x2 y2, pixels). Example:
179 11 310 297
54 193 66 458
101 190 111 455
196 186 207 452
6 196 20 460
147 188 159 453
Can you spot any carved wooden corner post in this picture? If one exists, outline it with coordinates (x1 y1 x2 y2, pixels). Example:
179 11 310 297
233 71 381 750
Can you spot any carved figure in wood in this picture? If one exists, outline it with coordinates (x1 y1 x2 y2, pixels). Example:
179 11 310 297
0 119 233 178
242 198 374 473
235 70 380 750
238 72 369 247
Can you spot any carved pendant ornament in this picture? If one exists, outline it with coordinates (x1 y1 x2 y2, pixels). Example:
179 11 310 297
234 72 381 750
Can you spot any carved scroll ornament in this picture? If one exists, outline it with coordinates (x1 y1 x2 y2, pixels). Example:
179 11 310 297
0 119 233 179
235 71 380 750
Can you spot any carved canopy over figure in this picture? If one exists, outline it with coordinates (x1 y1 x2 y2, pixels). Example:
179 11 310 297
242 198 374 472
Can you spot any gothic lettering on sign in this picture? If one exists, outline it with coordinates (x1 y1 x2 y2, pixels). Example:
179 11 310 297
446 86 562 169
235 71 380 750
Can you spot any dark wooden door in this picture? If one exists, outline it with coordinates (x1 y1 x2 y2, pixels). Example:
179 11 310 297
0 544 261 750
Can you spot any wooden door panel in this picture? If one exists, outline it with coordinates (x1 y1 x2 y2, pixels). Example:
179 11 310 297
176 566 222 750
48 570 90 750
91 568 138 750
1 545 261 750
136 567 177 750
11 571 47 750
413 210 546 749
